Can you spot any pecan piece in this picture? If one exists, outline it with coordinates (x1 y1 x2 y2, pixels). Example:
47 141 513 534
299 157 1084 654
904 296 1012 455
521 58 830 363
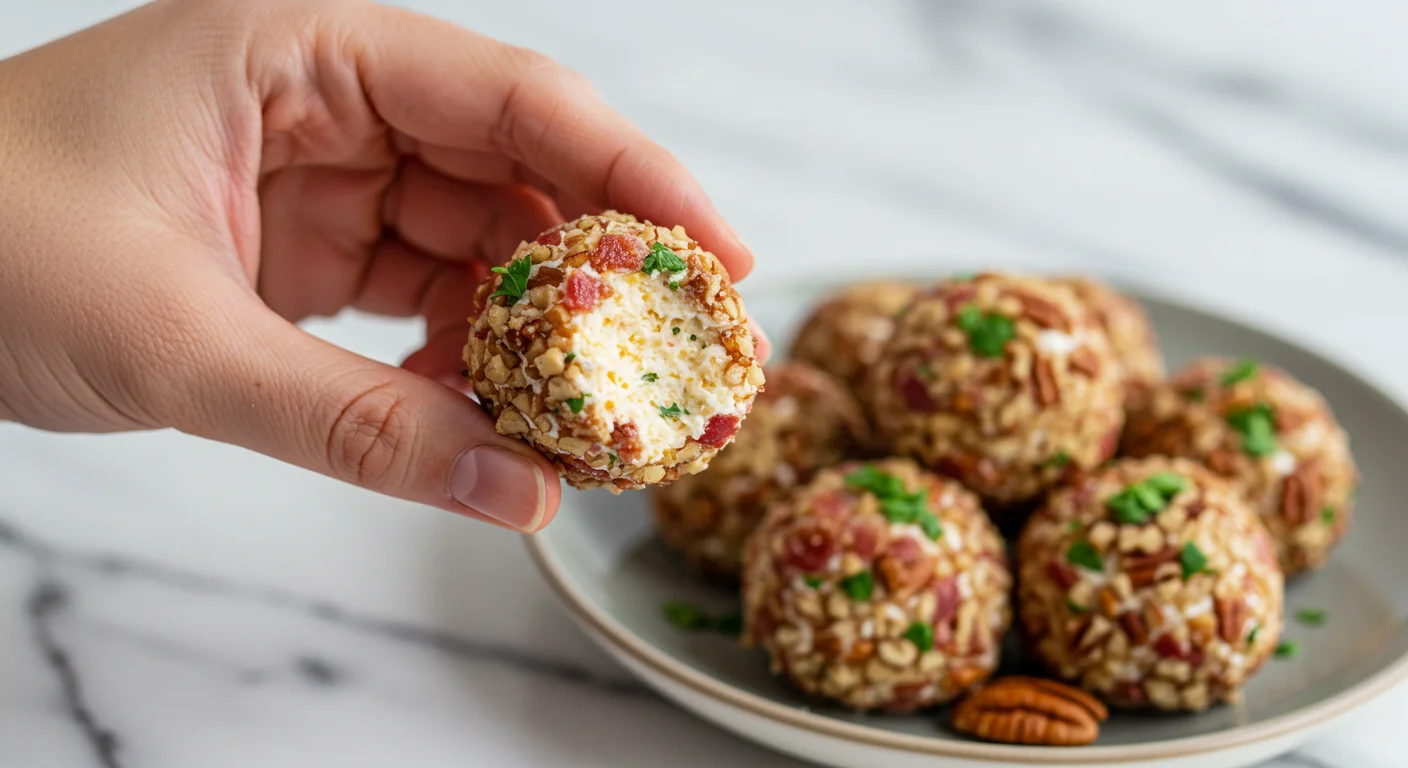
1033 359 1059 406
1280 462 1322 526
1123 548 1179 589
951 676 1107 746
1069 347 1101 378
1016 293 1072 332
1216 596 1248 644
1119 611 1149 646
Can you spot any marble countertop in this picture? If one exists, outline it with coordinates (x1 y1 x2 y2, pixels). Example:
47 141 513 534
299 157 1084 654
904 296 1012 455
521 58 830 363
3 1 1407 766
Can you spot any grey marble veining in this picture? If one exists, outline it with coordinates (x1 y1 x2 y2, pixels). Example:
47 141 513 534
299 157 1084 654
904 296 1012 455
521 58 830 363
3 1 1408 766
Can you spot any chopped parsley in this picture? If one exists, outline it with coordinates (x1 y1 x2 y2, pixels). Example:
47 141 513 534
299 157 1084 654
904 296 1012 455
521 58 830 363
1066 520 1082 534
917 362 936 380
1066 540 1104 572
643 373 659 383
1221 358 1260 387
903 620 935 652
566 394 588 414
608 454 619 468
660 402 689 419
1045 450 1072 469
1274 640 1300 659
689 334 697 341
669 281 680 291
1179 542 1209 580
1227 403 1277 457
1295 608 1328 627
840 571 874 601
564 352 576 364
956 305 1016 358
844 465 942 539
488 255 532 304
1248 623 1261 646
1107 472 1186 524
662 601 741 637
1321 507 1335 525
1066 598 1088 614
672 327 681 336
1185 387 1205 403
804 576 824 589
642 242 688 275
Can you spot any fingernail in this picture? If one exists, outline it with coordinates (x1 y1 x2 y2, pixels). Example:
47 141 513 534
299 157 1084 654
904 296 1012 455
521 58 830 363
448 446 546 531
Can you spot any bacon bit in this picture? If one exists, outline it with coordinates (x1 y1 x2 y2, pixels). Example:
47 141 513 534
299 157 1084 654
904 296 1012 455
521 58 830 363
847 518 886 561
536 230 564 246
898 370 939 413
1116 682 1146 704
562 270 609 312
1098 426 1121 461
1275 407 1311 432
698 414 740 448
1188 646 1206 668
877 536 933 596
1069 347 1102 378
885 682 931 714
1034 359 1060 406
1017 293 1072 332
528 266 565 290
474 327 490 340
943 284 977 309
782 520 839 574
933 577 960 625
1045 560 1079 590
1152 634 1189 660
812 490 852 522
611 422 642 463
590 233 648 272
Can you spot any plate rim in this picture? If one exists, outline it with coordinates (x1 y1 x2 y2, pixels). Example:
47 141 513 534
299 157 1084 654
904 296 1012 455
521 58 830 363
524 276 1408 764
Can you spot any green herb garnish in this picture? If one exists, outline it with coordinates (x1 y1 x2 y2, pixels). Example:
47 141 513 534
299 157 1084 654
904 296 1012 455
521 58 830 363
1295 608 1327 627
804 576 823 589
659 403 688 419
840 572 874 601
1179 541 1209 580
608 454 619 468
1248 623 1261 646
669 281 680 291
956 305 1016 358
564 352 576 364
566 395 588 414
1274 640 1300 659
1227 403 1278 457
488 256 532 304
1107 472 1187 524
1221 359 1260 387
1066 520 1082 534
1145 472 1188 497
643 242 687 275
1045 450 1072 469
844 465 942 539
663 601 742 637
919 514 943 541
689 334 697 341
903 621 935 652
1066 541 1104 572
1185 387 1205 402
1066 598 1088 614
643 373 659 382
672 327 681 336
1321 507 1335 525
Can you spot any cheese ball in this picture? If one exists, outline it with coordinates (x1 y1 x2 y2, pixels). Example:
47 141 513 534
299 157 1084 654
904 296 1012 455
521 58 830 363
869 273 1126 508
464 212 764 493
791 280 921 411
1057 276 1165 397
1017 457 1283 712
1122 357 1358 576
741 458 1011 713
651 363 873 579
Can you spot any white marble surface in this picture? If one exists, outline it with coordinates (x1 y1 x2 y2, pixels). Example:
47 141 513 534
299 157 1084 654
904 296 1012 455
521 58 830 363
3 1 1408 766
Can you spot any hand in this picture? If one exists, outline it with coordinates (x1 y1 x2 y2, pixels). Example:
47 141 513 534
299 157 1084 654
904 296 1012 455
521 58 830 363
0 0 767 532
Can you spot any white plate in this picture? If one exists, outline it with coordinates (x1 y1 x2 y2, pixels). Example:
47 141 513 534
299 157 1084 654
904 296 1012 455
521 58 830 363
526 273 1408 768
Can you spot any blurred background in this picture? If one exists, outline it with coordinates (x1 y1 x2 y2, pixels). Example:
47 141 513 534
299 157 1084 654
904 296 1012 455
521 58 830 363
2 2 1407 767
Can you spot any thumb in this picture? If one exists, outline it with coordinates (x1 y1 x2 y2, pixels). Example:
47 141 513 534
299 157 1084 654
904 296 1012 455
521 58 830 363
184 304 560 533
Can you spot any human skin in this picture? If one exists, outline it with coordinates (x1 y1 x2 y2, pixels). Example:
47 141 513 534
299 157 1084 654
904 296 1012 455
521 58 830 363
0 0 767 532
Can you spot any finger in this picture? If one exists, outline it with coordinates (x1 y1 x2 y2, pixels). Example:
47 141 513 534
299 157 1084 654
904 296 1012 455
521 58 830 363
352 239 490 319
185 295 561 533
349 4 755 280
384 160 559 263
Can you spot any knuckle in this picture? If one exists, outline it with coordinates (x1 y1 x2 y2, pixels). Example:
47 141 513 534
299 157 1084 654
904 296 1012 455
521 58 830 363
324 381 419 489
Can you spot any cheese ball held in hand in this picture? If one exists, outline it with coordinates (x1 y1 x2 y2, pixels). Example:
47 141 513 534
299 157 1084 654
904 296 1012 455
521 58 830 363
791 280 920 410
1122 357 1358 576
741 459 1012 713
464 212 764 493
1017 458 1283 712
651 363 873 579
870 273 1126 508
1056 276 1165 398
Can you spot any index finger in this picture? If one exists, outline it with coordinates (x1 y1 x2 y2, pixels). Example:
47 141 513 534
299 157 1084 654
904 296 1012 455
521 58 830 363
345 3 754 280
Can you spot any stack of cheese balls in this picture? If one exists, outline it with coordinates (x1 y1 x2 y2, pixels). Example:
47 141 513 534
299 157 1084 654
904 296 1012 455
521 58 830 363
639 270 1358 734
465 235 1357 733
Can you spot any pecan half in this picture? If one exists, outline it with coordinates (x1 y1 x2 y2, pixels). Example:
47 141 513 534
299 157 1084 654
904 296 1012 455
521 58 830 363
1016 294 1072 332
951 676 1108 746
1280 462 1322 526
1216 596 1248 644
1068 347 1101 378
1123 547 1178 589
1033 359 1059 406
1119 611 1150 646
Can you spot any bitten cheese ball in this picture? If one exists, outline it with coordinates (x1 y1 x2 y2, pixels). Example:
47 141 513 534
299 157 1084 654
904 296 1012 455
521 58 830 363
869 273 1126 508
1057 276 1165 397
791 280 920 410
741 458 1011 713
1122 357 1358 576
651 363 872 579
464 212 764 493
1017 458 1283 712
